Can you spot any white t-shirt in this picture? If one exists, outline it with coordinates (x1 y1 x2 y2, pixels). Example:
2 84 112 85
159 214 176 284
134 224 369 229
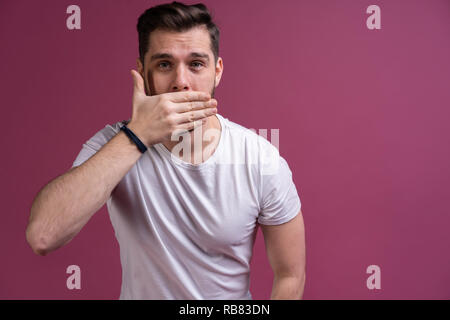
72 113 301 299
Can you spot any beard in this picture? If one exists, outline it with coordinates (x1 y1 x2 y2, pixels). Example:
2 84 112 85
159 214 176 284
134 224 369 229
210 78 216 98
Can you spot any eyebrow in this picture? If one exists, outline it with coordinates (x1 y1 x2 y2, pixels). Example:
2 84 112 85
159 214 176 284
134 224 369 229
150 52 210 62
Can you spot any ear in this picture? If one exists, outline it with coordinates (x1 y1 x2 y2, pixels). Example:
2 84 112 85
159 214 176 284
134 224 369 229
214 57 224 87
136 58 144 77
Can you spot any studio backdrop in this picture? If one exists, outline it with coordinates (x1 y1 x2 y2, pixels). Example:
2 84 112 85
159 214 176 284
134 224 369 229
1 0 449 299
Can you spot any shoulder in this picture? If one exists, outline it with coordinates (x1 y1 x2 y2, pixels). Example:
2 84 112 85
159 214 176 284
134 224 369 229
218 114 281 172
93 119 128 138
72 120 129 168
219 114 276 151
79 119 129 148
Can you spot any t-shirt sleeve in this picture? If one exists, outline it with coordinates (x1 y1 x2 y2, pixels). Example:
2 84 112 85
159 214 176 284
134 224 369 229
71 122 124 168
258 152 302 226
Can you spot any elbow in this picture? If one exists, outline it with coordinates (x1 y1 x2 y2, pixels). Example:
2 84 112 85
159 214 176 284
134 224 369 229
26 224 50 256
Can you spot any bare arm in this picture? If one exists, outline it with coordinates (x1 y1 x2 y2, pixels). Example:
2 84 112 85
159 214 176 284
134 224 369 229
260 211 306 299
26 70 217 256
26 129 142 256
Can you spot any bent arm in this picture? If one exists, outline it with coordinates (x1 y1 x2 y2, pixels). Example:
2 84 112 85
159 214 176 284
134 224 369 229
26 128 143 256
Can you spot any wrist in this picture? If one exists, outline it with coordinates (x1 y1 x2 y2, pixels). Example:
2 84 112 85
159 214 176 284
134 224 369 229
121 122 149 153
127 121 152 147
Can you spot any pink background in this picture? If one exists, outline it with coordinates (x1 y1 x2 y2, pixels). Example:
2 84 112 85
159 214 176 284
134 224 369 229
1 0 449 299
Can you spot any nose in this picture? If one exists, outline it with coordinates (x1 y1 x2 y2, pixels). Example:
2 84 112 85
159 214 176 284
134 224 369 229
172 64 190 91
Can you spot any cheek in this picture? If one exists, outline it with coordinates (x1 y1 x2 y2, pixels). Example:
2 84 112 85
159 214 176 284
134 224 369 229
147 71 169 94
197 69 216 86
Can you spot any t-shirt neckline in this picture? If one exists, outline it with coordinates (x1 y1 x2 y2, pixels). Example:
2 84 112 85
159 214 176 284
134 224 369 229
154 113 225 170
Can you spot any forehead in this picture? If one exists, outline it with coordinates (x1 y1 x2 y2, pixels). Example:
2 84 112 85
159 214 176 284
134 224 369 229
148 26 212 57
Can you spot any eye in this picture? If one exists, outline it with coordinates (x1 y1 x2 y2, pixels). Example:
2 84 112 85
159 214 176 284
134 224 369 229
191 61 204 68
158 61 171 69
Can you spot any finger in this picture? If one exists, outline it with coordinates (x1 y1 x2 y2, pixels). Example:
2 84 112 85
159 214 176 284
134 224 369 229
165 91 211 103
130 69 147 97
175 118 206 134
175 107 218 125
174 99 217 113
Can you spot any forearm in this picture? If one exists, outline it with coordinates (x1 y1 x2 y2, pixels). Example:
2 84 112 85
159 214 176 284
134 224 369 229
26 130 143 255
270 274 306 300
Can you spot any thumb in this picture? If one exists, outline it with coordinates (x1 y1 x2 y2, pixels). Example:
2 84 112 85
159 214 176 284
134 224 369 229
130 69 147 97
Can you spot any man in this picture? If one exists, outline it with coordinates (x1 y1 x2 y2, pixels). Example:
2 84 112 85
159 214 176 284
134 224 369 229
26 1 306 299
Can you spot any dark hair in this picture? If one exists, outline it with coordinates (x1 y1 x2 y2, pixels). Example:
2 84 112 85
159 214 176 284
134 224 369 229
137 1 220 66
